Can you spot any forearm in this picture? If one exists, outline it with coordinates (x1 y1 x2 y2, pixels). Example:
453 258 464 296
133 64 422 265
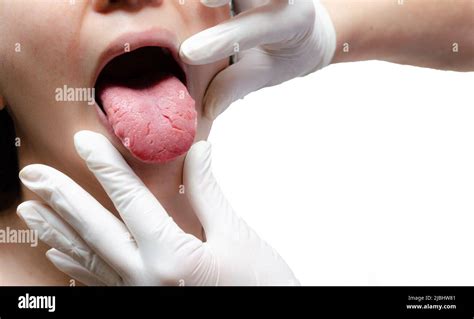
322 0 474 71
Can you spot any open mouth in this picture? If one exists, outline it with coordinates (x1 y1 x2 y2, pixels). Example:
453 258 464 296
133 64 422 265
94 46 197 164
95 46 187 107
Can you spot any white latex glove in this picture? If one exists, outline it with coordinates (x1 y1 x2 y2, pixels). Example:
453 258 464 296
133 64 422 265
17 131 299 286
180 0 336 119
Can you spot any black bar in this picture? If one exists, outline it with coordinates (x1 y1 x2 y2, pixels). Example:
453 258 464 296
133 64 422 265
1 286 474 318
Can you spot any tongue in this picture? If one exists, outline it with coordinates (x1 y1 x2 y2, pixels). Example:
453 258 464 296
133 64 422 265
98 73 196 163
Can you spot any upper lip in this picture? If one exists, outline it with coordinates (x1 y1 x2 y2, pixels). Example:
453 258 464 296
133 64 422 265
92 27 185 89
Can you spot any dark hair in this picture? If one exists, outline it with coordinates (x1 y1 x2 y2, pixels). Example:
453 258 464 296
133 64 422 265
0 108 20 211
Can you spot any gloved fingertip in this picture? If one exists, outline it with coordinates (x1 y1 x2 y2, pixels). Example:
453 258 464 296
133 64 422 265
18 164 43 183
16 202 29 217
45 248 56 257
46 251 63 268
16 201 39 224
178 41 192 62
73 130 92 142
74 131 90 159
45 248 66 263
74 130 112 161
179 40 204 65
74 130 96 158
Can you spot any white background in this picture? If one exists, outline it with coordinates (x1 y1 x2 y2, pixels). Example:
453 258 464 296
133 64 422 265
208 60 474 285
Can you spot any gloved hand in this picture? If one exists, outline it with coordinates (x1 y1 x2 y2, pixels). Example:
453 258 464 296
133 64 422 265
180 0 336 120
17 131 299 286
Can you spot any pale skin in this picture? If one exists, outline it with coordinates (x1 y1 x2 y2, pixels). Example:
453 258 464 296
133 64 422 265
324 0 474 71
0 0 229 285
0 0 472 285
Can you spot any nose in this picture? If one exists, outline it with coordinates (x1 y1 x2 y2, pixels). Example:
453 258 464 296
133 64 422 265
92 0 163 12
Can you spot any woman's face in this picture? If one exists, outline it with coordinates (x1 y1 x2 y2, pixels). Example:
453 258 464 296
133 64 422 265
0 1 230 208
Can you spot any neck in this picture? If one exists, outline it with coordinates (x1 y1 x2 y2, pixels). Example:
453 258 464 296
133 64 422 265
0 154 202 285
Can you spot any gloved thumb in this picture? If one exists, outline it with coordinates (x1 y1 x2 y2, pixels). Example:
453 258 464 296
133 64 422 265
183 141 235 240
204 49 275 120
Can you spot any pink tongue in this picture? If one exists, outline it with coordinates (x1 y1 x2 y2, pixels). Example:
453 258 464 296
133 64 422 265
99 74 196 163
